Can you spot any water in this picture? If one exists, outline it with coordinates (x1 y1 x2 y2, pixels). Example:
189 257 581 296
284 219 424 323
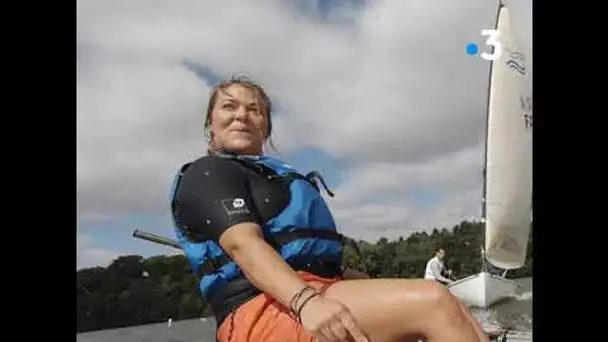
77 277 532 342
471 277 533 332
77 317 217 342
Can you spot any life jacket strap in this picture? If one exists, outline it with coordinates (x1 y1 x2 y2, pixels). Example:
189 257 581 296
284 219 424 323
305 171 334 197
195 253 233 278
229 157 335 198
269 227 344 247
270 228 361 260
279 171 334 197
196 228 348 278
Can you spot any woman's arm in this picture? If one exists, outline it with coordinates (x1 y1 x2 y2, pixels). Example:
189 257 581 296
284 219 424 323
219 222 310 307
175 157 311 306
430 262 452 283
221 224 370 301
220 222 369 342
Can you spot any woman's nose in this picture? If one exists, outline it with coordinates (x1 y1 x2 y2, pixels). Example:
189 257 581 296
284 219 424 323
234 105 248 120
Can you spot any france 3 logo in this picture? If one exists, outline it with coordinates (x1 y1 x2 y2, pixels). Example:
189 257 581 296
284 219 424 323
466 29 527 77
466 29 502 61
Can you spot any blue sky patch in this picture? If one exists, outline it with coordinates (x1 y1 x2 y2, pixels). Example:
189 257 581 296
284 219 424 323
293 0 366 22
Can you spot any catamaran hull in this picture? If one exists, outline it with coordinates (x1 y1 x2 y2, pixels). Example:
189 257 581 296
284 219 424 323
447 272 520 308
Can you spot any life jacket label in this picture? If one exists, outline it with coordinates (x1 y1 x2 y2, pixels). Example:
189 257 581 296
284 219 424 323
221 197 251 216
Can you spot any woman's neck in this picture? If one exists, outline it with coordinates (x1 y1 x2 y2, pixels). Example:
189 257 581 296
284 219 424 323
208 148 263 158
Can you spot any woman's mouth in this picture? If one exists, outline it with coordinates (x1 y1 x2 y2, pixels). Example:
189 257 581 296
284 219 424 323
231 128 252 135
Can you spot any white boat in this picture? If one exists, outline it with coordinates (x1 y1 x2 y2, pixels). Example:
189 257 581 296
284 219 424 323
448 1 532 309
448 270 522 308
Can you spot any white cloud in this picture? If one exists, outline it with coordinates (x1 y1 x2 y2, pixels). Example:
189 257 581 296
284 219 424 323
77 0 532 258
77 51 211 219
327 142 484 241
77 233 120 269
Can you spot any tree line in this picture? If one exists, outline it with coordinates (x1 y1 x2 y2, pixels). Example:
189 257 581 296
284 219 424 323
77 220 532 333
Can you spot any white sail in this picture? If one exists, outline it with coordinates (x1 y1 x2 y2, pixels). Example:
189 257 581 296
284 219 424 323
483 5 532 270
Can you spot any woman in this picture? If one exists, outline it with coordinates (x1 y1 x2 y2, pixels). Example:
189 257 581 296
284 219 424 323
170 75 491 342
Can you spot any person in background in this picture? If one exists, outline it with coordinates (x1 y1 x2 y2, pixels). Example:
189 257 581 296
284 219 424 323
424 248 454 285
171 75 490 342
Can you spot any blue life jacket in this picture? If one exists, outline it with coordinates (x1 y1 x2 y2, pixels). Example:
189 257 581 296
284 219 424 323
169 153 347 299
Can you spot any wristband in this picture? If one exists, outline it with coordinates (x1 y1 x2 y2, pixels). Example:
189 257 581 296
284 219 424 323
289 286 315 314
295 292 322 324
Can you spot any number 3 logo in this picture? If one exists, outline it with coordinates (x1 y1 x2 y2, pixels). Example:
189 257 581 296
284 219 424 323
480 29 502 61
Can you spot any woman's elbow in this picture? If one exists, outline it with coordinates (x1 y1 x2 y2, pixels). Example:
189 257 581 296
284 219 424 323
218 222 265 257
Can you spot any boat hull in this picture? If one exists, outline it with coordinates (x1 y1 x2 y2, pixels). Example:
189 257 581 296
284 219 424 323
447 272 521 308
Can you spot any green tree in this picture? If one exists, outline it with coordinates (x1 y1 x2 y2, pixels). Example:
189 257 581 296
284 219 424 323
76 220 532 333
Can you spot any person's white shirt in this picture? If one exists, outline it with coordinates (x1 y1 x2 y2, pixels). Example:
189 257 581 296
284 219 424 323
424 256 451 283
424 256 442 280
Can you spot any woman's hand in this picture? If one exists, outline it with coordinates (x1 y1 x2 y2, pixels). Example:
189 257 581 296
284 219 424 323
298 294 369 342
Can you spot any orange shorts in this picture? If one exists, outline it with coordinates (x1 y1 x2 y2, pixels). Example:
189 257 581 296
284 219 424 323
216 271 341 342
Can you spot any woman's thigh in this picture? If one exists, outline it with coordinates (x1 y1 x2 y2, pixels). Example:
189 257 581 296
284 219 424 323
321 278 462 342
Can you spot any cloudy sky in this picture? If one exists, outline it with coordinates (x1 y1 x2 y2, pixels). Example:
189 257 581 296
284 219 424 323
77 0 532 270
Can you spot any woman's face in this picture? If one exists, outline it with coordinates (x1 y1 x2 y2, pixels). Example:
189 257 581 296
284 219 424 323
209 84 268 155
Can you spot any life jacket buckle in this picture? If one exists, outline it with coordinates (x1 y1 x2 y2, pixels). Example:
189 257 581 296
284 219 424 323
198 259 219 277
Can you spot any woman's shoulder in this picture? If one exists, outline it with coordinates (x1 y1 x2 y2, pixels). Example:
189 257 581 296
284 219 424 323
175 155 252 198
175 155 250 187
181 154 296 181
185 155 244 172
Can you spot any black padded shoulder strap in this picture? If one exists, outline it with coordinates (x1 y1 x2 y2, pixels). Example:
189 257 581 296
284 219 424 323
169 162 193 204
227 157 336 198
169 161 194 238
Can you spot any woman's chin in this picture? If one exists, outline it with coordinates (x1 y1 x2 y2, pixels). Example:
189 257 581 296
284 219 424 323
225 140 262 155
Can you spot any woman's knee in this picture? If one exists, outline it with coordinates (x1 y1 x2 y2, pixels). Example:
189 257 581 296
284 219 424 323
379 280 469 336
415 280 462 314
323 278 469 341
345 279 460 320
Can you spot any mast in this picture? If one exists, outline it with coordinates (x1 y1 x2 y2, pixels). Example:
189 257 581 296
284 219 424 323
480 0 505 272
